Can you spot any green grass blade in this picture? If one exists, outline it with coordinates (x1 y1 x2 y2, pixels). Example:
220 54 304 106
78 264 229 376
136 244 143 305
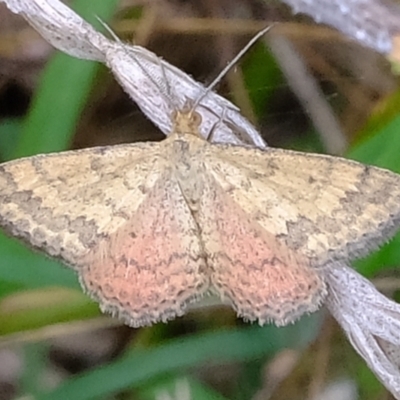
38 314 321 400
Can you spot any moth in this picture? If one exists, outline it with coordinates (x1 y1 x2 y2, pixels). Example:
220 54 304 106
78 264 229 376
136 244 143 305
1 102 400 327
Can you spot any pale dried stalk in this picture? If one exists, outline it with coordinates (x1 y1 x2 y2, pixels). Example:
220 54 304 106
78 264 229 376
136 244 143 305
326 264 400 398
1 0 400 398
0 0 266 148
281 0 400 56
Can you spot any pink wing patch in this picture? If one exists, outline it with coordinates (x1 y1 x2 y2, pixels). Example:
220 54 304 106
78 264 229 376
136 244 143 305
199 182 327 326
80 178 209 327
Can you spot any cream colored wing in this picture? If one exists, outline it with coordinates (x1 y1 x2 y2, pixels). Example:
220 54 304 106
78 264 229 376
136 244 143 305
197 174 326 326
204 144 400 267
196 144 400 325
0 144 209 327
0 143 160 265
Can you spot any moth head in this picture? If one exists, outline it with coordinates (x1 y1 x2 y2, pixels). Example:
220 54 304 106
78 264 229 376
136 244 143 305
171 101 203 138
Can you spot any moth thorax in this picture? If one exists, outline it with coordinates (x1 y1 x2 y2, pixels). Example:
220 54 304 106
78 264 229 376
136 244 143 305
173 157 205 209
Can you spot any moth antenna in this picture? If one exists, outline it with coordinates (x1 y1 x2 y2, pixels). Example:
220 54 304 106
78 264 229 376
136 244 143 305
96 17 180 116
190 24 275 114
95 16 122 43
154 54 181 114
206 107 228 142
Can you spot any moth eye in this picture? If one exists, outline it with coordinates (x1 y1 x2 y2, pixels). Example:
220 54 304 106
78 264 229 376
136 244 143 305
192 111 202 127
